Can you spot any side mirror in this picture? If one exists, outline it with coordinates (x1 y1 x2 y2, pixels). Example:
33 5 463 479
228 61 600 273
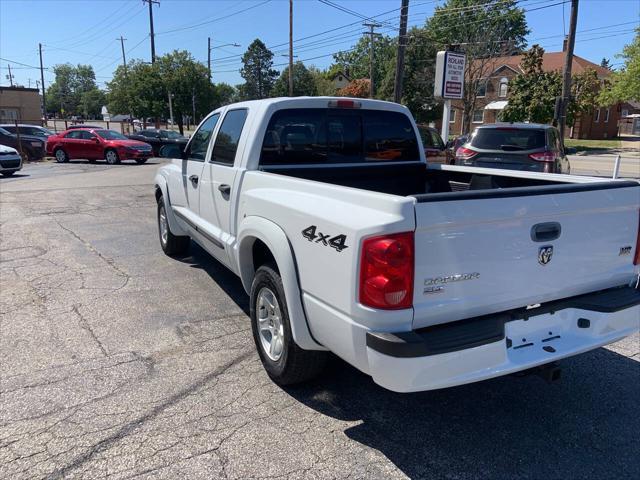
93 137 100 144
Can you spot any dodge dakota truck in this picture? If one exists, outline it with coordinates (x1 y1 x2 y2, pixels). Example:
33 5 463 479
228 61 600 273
154 97 640 393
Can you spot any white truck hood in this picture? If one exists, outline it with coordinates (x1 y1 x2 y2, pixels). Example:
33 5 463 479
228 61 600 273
0 144 18 154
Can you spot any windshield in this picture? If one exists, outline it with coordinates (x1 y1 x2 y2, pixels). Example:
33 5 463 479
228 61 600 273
0 127 11 135
95 130 128 140
471 128 546 151
162 130 182 139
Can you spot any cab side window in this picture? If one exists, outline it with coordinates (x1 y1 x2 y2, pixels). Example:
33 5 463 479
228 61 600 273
64 131 82 139
212 109 248 165
186 114 220 161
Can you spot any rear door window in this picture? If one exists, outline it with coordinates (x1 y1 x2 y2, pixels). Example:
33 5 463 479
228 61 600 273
471 128 546 151
212 109 248 165
64 131 82 139
260 108 419 165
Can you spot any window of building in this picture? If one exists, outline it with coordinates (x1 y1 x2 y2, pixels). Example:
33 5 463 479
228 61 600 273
604 108 610 123
472 109 484 123
499 77 508 97
594 108 600 122
476 81 486 97
449 109 456 123
212 109 248 165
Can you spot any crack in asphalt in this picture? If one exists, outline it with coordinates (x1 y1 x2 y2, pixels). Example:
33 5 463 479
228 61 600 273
72 304 108 357
45 349 254 479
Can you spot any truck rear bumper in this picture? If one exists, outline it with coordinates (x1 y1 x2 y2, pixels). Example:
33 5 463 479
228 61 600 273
366 286 640 392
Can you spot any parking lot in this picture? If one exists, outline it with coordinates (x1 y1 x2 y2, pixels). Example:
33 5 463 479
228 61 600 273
1 160 639 479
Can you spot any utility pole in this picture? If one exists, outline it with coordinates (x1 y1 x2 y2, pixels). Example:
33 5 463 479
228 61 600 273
39 43 47 122
208 37 212 81
363 22 382 98
289 0 294 96
142 0 159 63
557 0 579 146
168 91 174 128
393 0 410 103
118 36 128 73
6 64 14 86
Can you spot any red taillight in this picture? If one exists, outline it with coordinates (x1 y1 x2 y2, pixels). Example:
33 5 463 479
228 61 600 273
359 232 414 309
634 211 640 266
529 151 555 163
328 99 361 108
455 146 477 161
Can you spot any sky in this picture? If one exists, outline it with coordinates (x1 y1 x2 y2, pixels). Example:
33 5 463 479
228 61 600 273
0 0 638 91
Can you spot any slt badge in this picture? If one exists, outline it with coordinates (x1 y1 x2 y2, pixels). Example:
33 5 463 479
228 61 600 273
538 245 554 265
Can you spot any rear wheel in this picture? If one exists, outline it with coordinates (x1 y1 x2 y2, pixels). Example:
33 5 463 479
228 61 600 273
157 196 189 256
105 149 120 165
250 263 327 385
54 148 68 163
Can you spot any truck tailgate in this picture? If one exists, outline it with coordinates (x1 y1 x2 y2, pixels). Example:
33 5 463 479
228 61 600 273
411 181 640 329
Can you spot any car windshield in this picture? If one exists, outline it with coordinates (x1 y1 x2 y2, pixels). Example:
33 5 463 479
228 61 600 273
471 128 546 151
95 130 127 140
162 130 182 139
0 127 12 135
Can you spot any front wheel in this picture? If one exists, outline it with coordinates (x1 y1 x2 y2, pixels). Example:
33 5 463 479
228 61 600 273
105 149 120 165
54 148 68 163
135 158 148 164
157 196 189 256
250 264 327 385
1 171 15 177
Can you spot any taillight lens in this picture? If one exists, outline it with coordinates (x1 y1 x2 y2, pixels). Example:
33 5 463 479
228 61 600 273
529 151 555 162
359 232 414 309
455 146 477 161
634 211 640 266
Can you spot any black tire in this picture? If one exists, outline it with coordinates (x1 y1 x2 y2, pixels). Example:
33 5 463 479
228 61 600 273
157 196 189 256
88 159 97 164
250 263 327 386
1 171 15 177
54 148 68 163
105 149 120 165
135 158 148 164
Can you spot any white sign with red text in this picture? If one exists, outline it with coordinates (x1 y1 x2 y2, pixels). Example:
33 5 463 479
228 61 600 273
434 51 466 100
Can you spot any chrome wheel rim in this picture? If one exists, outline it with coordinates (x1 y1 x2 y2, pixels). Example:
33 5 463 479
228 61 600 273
159 205 168 246
55 150 65 162
106 151 117 164
257 287 284 361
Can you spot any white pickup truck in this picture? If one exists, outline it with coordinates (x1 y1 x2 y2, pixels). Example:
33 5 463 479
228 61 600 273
154 97 640 392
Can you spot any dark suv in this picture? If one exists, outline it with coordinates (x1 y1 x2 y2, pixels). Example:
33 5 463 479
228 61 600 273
454 123 570 174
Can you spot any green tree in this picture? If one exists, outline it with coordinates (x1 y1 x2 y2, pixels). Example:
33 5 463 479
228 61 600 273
308 66 337 96
156 50 214 134
271 61 317 97
600 58 612 70
214 82 237 106
107 61 165 124
46 64 104 117
426 0 529 133
239 39 279 100
333 35 396 99
599 28 640 104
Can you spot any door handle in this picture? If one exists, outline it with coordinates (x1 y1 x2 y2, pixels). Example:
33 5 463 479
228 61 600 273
218 184 231 196
531 222 561 242
189 175 199 186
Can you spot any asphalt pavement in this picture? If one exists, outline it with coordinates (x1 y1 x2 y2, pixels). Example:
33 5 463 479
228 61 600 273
1 160 639 479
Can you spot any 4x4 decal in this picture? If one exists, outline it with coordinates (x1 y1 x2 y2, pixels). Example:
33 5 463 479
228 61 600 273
302 225 348 252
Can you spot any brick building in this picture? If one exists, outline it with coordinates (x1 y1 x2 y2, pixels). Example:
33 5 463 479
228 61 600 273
448 49 619 139
0 86 43 124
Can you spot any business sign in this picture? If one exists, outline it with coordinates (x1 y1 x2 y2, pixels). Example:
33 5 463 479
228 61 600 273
434 51 466 100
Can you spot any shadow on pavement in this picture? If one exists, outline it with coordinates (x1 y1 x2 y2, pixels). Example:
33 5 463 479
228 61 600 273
174 241 250 315
284 344 639 478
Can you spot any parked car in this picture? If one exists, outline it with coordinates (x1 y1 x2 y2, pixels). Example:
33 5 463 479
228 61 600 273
127 129 188 157
67 124 103 130
0 144 23 177
417 125 451 164
454 123 570 173
0 124 55 139
0 127 45 161
154 97 639 393
46 128 153 164
447 133 469 156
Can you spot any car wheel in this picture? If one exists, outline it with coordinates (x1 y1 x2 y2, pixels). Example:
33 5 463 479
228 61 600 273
54 148 68 163
105 149 120 165
157 196 189 256
1 171 15 177
250 263 327 386
135 158 148 164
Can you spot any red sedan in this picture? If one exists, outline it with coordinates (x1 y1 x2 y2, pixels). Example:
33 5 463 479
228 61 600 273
46 128 153 165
